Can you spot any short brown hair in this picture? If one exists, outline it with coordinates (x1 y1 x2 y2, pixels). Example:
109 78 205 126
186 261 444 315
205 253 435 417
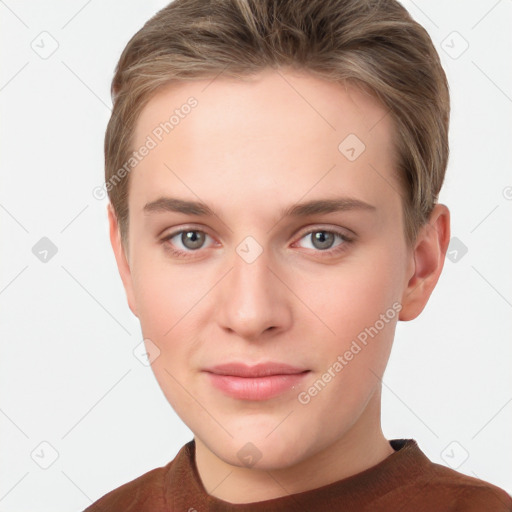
105 0 450 245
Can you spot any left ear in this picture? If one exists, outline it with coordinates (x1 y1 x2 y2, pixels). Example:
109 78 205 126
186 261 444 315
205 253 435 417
399 204 450 321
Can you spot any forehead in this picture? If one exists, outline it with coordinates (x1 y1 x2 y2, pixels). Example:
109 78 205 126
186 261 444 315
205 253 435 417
129 69 399 219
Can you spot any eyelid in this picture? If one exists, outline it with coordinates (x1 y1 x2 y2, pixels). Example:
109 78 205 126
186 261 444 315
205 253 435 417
162 226 217 242
160 224 355 258
293 224 356 242
159 222 212 238
161 224 354 242
289 227 354 259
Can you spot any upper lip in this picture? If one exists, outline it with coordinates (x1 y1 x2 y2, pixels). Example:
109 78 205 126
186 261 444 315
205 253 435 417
203 362 309 378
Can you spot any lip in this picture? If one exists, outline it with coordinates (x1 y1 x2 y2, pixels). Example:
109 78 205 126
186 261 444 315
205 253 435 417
203 362 310 401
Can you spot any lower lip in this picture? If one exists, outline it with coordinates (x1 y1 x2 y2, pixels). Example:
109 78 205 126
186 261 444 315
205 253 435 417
205 372 309 400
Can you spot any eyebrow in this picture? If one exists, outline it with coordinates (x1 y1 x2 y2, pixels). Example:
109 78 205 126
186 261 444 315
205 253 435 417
143 196 376 218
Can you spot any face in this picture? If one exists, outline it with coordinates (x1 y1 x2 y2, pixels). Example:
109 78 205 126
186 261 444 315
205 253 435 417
111 69 424 470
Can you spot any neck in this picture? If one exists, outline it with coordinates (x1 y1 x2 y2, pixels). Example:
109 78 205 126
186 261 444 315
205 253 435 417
194 390 394 504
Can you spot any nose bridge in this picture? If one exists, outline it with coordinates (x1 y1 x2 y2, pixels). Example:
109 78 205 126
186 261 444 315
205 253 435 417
232 244 271 298
217 238 289 339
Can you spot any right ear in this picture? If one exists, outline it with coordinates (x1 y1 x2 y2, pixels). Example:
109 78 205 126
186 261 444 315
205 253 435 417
107 204 139 318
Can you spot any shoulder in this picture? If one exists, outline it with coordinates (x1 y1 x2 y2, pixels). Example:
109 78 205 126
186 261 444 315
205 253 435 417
83 460 173 512
370 440 512 512
423 462 512 511
386 459 512 511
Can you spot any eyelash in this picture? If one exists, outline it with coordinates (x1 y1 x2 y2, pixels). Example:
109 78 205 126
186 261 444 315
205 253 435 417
160 226 354 260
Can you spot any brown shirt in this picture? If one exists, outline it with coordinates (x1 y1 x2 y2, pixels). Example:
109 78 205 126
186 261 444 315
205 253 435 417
84 439 512 511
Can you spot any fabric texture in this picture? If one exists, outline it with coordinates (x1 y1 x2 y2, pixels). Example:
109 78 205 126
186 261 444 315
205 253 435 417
84 439 512 511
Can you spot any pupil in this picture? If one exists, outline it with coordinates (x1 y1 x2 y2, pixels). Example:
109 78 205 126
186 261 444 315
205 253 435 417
312 231 334 250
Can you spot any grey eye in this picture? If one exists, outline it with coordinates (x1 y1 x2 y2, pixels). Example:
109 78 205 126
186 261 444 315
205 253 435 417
310 231 336 250
181 230 206 250
296 230 347 252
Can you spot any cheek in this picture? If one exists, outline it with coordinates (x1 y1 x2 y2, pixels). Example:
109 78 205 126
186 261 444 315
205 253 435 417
130 247 221 346
129 254 203 407
302 251 403 333
130 248 186 336
295 244 404 391
298 259 401 403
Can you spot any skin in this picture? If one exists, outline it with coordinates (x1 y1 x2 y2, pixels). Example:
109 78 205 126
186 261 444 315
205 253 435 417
108 68 450 503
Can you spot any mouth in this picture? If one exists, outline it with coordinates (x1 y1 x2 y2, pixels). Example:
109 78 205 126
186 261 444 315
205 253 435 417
202 362 310 401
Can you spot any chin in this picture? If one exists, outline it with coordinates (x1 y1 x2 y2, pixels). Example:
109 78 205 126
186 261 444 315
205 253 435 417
199 421 317 471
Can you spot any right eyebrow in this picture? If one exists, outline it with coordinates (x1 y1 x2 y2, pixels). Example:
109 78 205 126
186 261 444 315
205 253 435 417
143 197 214 216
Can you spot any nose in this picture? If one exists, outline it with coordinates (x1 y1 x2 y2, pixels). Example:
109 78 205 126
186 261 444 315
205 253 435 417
216 247 292 341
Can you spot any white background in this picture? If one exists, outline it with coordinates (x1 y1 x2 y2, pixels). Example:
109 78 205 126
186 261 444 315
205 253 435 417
1 0 511 510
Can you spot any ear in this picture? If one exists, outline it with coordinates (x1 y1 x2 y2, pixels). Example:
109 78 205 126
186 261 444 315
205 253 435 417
399 204 450 321
107 204 139 318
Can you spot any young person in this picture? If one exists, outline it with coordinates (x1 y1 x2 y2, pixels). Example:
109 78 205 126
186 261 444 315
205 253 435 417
86 0 512 510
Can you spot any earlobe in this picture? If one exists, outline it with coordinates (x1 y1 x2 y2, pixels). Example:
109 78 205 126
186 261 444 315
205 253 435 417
107 204 139 318
399 204 450 321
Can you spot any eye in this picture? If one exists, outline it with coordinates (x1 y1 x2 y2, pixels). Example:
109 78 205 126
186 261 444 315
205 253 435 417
161 226 353 259
295 229 352 253
162 228 215 255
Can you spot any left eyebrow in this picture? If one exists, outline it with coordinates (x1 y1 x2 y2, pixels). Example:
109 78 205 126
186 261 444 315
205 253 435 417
282 197 377 217
142 196 376 218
